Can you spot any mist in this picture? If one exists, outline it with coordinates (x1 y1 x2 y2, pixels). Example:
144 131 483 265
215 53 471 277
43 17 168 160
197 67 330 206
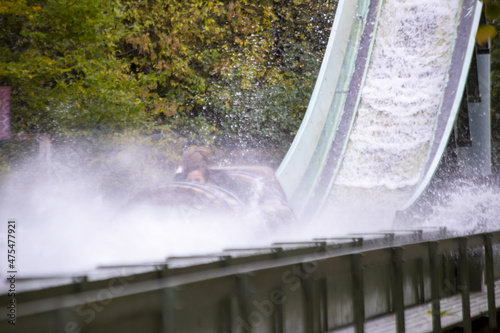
1 141 499 279
0 143 277 276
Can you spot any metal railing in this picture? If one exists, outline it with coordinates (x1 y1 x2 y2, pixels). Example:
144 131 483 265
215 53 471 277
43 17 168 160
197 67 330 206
1 228 499 332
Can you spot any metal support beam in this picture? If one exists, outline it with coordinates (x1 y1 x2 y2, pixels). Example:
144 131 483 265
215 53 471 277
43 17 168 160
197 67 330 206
300 263 315 333
416 258 425 304
484 233 497 329
159 266 176 333
220 298 232 333
391 247 405 332
458 44 492 176
459 237 472 333
274 289 284 333
429 242 441 333
236 274 253 326
351 253 365 333
319 279 328 332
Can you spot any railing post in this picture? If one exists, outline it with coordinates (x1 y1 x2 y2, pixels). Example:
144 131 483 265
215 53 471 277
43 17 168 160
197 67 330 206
391 247 405 332
300 263 315 333
273 288 284 333
220 297 233 333
236 273 253 328
429 241 441 333
484 233 497 329
158 266 176 333
416 258 425 304
459 237 471 333
319 278 328 332
351 253 365 333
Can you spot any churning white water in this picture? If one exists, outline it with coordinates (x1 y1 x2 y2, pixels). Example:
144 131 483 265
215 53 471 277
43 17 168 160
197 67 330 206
316 0 465 228
335 0 460 189
398 178 500 234
0 151 282 276
1 153 498 280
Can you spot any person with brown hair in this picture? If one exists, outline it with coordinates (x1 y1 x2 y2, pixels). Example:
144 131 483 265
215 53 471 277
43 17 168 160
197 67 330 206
175 147 211 184
172 147 296 225
175 147 251 199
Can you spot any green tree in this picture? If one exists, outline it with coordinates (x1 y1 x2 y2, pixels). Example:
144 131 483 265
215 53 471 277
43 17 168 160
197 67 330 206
203 0 336 154
116 0 279 140
122 0 336 153
0 0 150 135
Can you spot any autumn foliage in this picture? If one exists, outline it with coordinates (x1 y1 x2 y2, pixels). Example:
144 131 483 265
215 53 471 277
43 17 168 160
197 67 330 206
0 0 336 155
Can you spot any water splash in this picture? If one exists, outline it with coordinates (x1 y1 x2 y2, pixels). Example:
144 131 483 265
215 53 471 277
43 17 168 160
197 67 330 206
336 0 461 189
0 147 278 276
0 147 498 280
397 178 500 235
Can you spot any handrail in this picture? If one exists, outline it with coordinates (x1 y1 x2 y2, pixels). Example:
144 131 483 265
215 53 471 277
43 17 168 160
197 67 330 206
2 228 499 332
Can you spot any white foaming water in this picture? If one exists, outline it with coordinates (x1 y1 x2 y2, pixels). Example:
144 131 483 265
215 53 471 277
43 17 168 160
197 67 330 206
316 1 464 229
0 149 344 278
318 0 463 227
408 180 500 234
0 161 270 276
336 0 460 189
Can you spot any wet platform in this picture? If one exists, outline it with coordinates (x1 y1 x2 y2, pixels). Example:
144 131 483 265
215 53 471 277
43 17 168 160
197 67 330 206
333 280 500 332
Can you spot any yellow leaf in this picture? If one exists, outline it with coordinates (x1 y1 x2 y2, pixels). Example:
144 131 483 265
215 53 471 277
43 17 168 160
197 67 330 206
476 24 496 46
